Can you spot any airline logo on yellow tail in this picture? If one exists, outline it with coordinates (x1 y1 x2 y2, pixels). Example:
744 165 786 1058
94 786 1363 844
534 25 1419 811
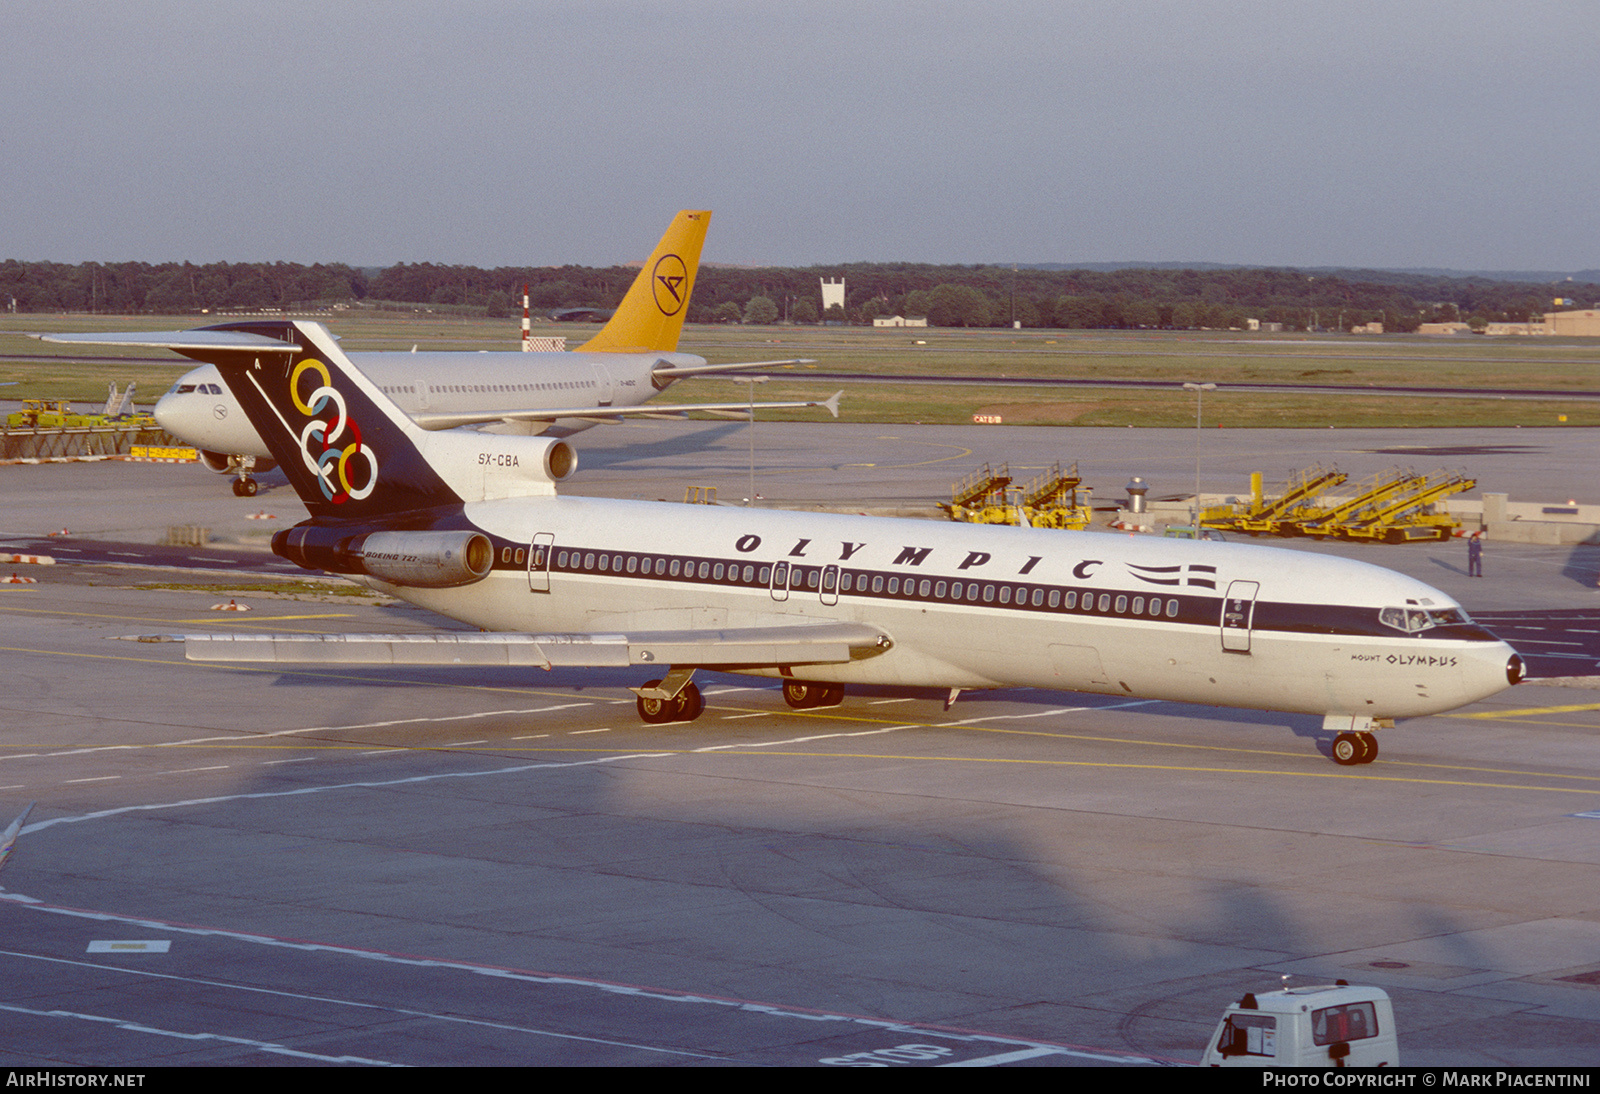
290 358 379 504
652 253 689 316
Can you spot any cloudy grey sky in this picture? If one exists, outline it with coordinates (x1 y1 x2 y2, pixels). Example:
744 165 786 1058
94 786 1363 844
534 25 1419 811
2 1 1593 271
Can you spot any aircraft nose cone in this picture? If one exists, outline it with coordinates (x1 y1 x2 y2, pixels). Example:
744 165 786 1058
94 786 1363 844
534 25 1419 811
152 392 182 433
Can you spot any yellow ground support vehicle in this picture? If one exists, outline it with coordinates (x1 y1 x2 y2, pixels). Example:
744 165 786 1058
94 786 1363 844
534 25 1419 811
1320 469 1475 543
1018 462 1092 530
942 463 1093 529
941 464 1015 525
1204 465 1348 537
6 400 91 429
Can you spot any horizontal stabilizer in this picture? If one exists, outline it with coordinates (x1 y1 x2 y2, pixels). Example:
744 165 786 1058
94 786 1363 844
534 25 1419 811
36 330 298 353
126 622 888 670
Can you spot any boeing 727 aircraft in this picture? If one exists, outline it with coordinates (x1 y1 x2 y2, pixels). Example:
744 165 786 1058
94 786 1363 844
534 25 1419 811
120 319 1522 765
44 211 833 495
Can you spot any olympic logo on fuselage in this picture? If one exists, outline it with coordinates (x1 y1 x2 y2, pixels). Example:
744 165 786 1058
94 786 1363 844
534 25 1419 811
290 358 378 503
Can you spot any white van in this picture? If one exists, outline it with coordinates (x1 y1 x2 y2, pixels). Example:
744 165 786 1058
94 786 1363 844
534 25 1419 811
1201 983 1399 1067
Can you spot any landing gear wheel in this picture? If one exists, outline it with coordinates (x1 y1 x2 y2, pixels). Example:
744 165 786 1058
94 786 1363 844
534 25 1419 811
783 681 816 708
1356 734 1378 764
1332 732 1363 765
672 683 704 722
636 679 670 724
783 681 845 709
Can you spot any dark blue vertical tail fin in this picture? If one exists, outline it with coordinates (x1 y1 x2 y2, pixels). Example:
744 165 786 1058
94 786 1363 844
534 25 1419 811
186 320 463 519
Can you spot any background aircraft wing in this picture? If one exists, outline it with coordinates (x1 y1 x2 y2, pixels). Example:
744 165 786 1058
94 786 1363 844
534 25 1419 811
126 621 887 670
410 391 842 429
650 358 815 378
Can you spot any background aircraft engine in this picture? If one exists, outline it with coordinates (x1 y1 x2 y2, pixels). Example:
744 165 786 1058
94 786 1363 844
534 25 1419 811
198 450 277 476
342 531 494 588
272 527 494 588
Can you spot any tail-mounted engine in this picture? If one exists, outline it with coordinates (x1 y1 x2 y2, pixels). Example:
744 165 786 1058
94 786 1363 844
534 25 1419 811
419 433 577 501
274 526 494 588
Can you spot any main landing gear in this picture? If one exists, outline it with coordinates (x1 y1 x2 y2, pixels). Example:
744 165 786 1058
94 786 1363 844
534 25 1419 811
782 680 844 709
636 680 703 724
1331 732 1379 765
631 668 704 724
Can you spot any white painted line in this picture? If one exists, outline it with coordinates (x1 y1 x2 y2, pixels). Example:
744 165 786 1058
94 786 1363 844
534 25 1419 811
0 999 401 1066
0 947 714 1063
21 751 680 835
694 727 904 753
88 940 171 953
37 706 597 760
941 1046 1064 1066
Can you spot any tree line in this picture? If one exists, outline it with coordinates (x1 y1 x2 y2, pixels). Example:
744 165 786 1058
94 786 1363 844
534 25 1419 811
3 257 1594 332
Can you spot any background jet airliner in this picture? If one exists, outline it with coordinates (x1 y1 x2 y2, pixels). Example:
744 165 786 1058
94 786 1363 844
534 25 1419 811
124 319 1522 766
43 210 834 495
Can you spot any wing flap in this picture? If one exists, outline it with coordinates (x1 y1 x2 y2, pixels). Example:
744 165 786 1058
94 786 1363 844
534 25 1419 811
132 622 887 670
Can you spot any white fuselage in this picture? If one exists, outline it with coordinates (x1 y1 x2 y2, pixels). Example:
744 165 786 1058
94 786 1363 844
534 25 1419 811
369 497 1516 720
153 350 702 456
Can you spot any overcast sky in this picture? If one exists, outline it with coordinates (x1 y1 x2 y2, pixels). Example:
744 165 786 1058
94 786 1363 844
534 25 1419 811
2 1 1593 272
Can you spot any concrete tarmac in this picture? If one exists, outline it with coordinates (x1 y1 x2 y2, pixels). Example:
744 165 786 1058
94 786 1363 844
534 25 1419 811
1 425 1598 1067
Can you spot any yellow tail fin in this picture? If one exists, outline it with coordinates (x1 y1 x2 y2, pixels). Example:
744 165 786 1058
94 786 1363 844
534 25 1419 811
579 210 711 354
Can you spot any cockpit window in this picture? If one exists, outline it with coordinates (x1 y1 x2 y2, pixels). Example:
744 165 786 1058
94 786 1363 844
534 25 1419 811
1380 606 1470 633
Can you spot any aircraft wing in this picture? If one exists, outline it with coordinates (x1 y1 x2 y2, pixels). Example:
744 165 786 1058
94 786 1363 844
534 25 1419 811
651 358 815 378
127 621 888 670
410 390 842 429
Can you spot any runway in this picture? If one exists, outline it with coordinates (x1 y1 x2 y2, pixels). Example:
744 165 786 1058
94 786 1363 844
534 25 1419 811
2 424 1599 1066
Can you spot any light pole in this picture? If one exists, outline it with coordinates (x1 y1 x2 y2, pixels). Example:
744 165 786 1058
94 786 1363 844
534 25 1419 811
1183 382 1216 528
